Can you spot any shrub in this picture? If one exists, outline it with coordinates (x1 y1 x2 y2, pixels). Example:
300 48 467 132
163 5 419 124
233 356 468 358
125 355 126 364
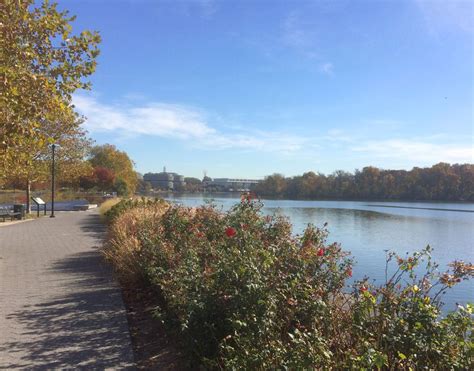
98 197 121 217
346 248 474 369
103 197 473 369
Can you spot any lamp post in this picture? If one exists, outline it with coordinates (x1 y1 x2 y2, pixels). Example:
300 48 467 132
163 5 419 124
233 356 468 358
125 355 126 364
50 143 56 218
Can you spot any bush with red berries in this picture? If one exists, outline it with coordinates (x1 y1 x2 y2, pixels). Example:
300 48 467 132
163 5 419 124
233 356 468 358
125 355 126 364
104 197 473 369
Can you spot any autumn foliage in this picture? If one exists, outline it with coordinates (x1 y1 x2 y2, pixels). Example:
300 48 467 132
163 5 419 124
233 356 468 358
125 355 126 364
255 163 474 201
80 166 115 191
1 0 100 182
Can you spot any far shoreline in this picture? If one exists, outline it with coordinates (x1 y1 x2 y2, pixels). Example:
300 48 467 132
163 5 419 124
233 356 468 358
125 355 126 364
145 191 474 205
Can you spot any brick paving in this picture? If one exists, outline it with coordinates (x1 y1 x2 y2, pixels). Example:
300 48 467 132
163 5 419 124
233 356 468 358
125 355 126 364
0 211 135 369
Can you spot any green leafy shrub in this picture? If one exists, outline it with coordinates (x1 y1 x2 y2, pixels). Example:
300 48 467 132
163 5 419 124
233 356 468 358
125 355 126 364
346 248 474 369
103 197 473 369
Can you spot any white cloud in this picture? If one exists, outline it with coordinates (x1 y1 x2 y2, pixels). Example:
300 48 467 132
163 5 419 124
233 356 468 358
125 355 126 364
323 129 352 143
319 62 334 75
321 128 473 165
202 130 308 153
74 95 214 139
74 94 308 153
75 95 472 167
351 139 473 164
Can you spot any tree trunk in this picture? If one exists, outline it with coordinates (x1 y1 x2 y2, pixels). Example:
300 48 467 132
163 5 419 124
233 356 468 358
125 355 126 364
26 179 31 214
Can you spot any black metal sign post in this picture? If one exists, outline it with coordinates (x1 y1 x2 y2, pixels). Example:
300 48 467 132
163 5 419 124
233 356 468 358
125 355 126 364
50 143 56 218
31 197 46 217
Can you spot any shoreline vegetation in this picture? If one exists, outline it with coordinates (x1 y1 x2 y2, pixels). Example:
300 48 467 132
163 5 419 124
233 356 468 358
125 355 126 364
3 163 474 208
252 163 474 202
102 197 473 369
142 163 474 204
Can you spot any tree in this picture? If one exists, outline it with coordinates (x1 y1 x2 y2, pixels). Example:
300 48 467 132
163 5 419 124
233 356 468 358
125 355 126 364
80 166 115 191
136 179 152 194
254 174 287 198
3 111 93 211
113 178 129 196
330 170 354 198
457 164 474 201
88 144 137 195
1 0 100 182
254 164 473 201
184 177 202 192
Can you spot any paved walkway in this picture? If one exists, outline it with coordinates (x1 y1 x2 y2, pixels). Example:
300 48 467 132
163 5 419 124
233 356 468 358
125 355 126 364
0 211 135 369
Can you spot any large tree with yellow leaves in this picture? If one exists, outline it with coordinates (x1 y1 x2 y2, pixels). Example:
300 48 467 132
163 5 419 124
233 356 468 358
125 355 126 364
1 0 100 208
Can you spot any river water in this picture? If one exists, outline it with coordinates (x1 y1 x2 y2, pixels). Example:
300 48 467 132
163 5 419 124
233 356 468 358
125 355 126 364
165 194 474 312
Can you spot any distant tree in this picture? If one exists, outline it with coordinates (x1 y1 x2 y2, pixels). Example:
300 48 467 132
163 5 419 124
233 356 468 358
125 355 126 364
80 166 115 191
185 177 202 185
88 144 137 195
79 171 95 190
330 170 354 198
428 162 460 200
254 164 473 202
254 174 287 198
184 177 202 192
457 164 474 201
94 167 115 189
136 179 152 194
114 177 129 196
354 167 382 199
300 171 319 199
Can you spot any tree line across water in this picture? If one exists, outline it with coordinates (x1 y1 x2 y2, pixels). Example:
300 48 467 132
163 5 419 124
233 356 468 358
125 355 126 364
253 163 474 202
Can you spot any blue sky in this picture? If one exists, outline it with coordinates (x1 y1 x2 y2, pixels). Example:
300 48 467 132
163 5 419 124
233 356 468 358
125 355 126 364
63 0 472 179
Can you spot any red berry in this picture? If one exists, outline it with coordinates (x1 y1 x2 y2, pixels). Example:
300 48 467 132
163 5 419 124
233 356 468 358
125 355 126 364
225 227 237 237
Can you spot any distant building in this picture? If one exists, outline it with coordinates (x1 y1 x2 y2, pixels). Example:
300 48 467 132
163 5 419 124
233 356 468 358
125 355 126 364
204 178 260 192
143 167 185 190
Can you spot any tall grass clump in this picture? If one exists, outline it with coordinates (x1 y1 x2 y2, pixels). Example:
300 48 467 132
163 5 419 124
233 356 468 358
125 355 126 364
103 198 169 281
103 196 473 369
98 197 122 217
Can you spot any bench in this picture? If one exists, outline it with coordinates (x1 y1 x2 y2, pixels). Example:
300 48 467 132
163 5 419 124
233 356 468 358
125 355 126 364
0 208 22 222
